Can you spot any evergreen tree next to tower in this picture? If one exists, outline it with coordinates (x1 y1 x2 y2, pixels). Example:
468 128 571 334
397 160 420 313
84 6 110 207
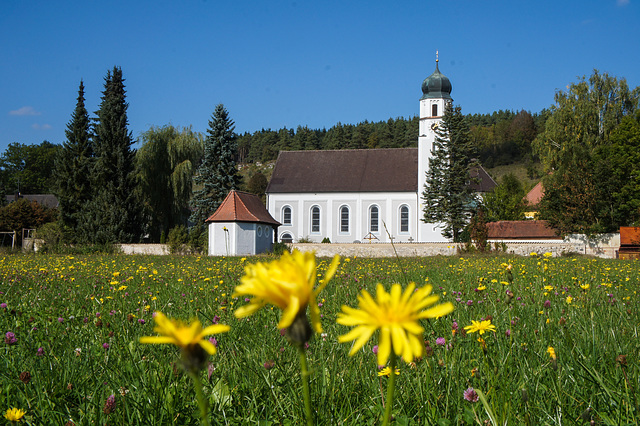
54 80 94 240
190 104 242 226
422 103 478 241
81 66 141 244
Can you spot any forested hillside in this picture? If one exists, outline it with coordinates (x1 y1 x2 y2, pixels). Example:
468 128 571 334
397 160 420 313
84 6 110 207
236 109 547 172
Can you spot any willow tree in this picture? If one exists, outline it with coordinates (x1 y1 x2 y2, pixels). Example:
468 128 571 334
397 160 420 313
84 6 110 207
136 125 203 242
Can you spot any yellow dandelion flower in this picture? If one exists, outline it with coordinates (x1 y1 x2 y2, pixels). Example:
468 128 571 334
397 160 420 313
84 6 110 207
547 346 556 360
337 282 454 365
566 296 573 304
233 250 340 335
140 312 230 360
580 283 590 290
464 320 497 335
4 408 26 422
378 366 400 377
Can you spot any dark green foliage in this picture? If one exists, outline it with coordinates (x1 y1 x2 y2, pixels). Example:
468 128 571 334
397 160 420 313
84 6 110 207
166 225 206 254
35 221 65 252
54 80 94 239
0 198 57 243
246 171 268 199
80 66 141 244
0 141 61 194
190 104 242 227
535 70 640 235
482 173 527 221
422 104 478 241
136 125 203 242
235 116 420 163
468 208 489 251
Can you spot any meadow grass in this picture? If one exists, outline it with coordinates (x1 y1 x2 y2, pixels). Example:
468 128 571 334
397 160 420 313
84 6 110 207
1 252 639 425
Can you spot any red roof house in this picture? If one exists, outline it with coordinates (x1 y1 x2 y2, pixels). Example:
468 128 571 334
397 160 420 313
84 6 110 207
487 220 560 240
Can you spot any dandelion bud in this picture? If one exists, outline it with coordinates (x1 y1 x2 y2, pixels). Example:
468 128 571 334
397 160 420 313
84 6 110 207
181 343 209 374
285 310 313 348
505 290 514 304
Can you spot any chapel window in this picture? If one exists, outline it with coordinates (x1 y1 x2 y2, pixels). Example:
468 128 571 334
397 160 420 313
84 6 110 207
400 205 409 233
282 206 292 225
340 206 350 233
370 205 379 233
311 206 320 233
432 104 438 117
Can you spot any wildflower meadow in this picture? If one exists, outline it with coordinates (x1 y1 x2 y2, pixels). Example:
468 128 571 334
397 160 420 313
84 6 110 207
1 252 639 425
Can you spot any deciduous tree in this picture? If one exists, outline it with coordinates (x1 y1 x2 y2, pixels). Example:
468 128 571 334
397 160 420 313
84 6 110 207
136 125 203 242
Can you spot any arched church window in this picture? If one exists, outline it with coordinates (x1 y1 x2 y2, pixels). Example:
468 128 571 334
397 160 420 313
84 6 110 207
282 206 292 225
340 206 350 233
310 206 320 233
370 205 379 233
281 233 293 243
432 104 438 117
400 205 409 233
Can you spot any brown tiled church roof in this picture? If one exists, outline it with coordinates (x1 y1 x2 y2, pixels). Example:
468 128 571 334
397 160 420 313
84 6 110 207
205 190 280 226
266 148 496 193
524 181 544 208
487 220 560 239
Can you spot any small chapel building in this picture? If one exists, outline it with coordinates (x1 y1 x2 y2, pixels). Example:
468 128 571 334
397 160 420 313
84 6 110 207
206 190 280 256
265 58 496 244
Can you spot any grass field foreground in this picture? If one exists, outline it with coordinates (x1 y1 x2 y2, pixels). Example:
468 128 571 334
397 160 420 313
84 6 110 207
1 252 639 425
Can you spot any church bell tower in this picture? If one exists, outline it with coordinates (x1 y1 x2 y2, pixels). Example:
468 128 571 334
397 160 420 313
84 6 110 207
417 52 453 242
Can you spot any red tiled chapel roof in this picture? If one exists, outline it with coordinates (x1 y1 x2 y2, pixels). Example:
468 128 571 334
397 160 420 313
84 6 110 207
205 190 280 226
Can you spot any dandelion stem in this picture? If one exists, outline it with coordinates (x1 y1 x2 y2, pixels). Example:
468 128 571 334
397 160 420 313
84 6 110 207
298 347 314 426
189 371 210 426
382 352 397 426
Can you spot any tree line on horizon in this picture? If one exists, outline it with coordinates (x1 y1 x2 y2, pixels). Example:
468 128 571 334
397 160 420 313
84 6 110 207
0 68 638 246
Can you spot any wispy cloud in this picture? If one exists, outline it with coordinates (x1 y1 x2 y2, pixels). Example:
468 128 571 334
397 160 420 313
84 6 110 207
31 123 52 130
617 0 630 6
9 106 41 116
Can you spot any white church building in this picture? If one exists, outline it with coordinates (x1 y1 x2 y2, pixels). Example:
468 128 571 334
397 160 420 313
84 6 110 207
265 59 496 244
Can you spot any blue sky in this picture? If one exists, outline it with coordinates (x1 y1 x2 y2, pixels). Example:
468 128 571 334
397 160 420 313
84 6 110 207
1 0 638 153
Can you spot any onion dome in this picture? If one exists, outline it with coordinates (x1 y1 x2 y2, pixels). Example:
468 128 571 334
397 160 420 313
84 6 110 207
421 60 452 100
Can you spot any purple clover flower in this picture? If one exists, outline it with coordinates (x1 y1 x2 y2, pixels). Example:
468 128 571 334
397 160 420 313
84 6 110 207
464 387 479 402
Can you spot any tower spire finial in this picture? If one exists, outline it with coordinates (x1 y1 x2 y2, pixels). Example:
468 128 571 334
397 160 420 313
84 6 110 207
436 50 439 63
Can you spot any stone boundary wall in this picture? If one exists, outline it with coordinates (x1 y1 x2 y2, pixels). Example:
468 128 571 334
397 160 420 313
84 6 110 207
119 233 621 259
119 244 170 255
290 236 620 259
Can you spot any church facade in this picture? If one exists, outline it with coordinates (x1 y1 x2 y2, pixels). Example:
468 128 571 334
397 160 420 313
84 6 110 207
265 59 495 244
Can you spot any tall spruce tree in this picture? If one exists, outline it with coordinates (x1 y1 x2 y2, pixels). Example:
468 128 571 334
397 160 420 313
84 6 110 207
80 67 141 244
54 80 94 239
190 104 242 226
422 103 478 241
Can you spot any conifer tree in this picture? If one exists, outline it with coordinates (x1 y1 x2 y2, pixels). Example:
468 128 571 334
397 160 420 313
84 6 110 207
54 80 94 240
190 104 242 226
80 67 141 244
422 103 478 241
